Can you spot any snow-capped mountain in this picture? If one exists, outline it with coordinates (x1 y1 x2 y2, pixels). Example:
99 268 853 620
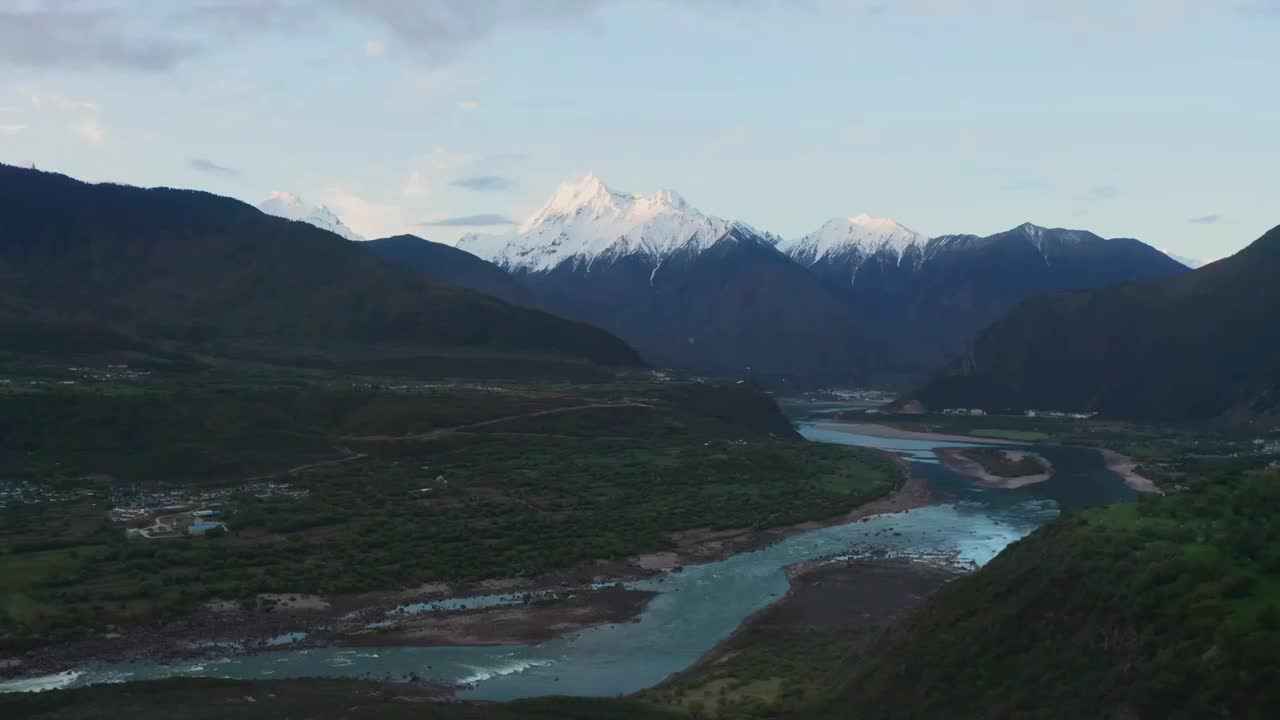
453 173 863 379
779 214 926 267
258 191 365 242
457 173 769 274
433 174 1193 383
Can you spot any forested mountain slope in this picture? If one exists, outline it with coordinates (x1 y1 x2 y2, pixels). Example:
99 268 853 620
909 224 1280 419
0 165 641 370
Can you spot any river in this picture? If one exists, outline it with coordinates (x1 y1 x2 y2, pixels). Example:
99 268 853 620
0 406 1134 697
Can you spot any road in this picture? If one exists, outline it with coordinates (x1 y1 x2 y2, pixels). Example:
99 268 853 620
339 401 655 442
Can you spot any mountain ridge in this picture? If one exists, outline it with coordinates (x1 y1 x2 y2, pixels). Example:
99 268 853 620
258 191 365 242
0 164 643 372
445 174 1191 382
906 224 1280 419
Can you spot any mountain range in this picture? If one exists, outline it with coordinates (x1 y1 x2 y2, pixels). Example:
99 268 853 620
906 224 1280 420
448 174 1189 383
259 191 365 242
0 164 641 375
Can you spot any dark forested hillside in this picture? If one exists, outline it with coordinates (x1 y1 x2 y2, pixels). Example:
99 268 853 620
522 230 873 380
0 165 641 370
816 468 1280 720
365 234 534 307
908 224 1280 419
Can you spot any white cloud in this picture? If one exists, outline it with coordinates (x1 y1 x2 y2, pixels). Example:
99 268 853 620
26 90 99 112
423 146 472 171
319 184 409 239
0 124 26 135
70 117 105 146
455 99 481 111
402 169 428 198
363 38 386 57
410 68 456 99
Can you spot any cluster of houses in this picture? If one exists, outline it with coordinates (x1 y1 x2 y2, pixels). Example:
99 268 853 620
1254 438 1280 456
0 366 152 390
1024 410 1098 420
941 408 987 417
109 480 309 526
936 408 1100 419
124 508 228 540
0 480 89 508
66 364 153 382
805 388 898 403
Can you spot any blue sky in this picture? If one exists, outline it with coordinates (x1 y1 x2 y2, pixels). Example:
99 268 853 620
1 0 1277 260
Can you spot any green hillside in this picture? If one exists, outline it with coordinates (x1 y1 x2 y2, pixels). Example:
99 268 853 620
0 164 641 372
816 469 1280 720
909 224 1280 419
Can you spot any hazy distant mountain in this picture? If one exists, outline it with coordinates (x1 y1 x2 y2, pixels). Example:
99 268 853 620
258 191 365 242
1159 248 1208 269
0 164 642 371
907 224 1280 419
458 174 867 379
366 234 533 307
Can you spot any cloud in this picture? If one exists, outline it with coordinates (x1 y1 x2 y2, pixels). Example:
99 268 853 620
484 153 529 163
319 184 408 238
70 117 105 146
0 6 195 72
402 169 428 198
1004 178 1054 192
1188 214 1222 224
26 91 99 112
451 175 515 192
423 146 471 171
866 2 892 15
189 157 239 177
0 124 27 135
1089 185 1120 200
1 1 774 72
455 99 481 111
340 0 610 68
419 213 516 227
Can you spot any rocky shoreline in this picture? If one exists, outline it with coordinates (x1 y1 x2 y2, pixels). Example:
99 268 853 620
2 458 930 686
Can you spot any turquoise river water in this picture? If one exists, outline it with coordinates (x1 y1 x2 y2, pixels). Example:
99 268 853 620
0 408 1134 697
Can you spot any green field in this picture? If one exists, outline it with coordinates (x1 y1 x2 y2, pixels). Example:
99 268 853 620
0 374 902 645
969 428 1051 442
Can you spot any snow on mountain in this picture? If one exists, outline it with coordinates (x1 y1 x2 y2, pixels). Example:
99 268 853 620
456 173 762 273
778 214 926 267
1159 248 1207 269
258 191 365 242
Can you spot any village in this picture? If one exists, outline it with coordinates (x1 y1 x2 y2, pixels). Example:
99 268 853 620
0 476 310 540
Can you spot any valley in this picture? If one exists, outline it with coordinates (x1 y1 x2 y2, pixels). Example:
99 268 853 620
4 4 1277 716
2 397 1139 702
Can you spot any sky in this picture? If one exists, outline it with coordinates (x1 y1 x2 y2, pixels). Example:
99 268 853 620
1 0 1277 261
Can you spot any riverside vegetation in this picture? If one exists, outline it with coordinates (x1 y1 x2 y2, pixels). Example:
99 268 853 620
0 371 902 648
14 465 1278 719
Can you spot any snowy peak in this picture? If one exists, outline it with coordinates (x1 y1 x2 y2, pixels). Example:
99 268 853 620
1160 248 1207 269
779 214 925 267
459 174 751 273
258 191 364 242
1007 222 1099 249
521 173 632 232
